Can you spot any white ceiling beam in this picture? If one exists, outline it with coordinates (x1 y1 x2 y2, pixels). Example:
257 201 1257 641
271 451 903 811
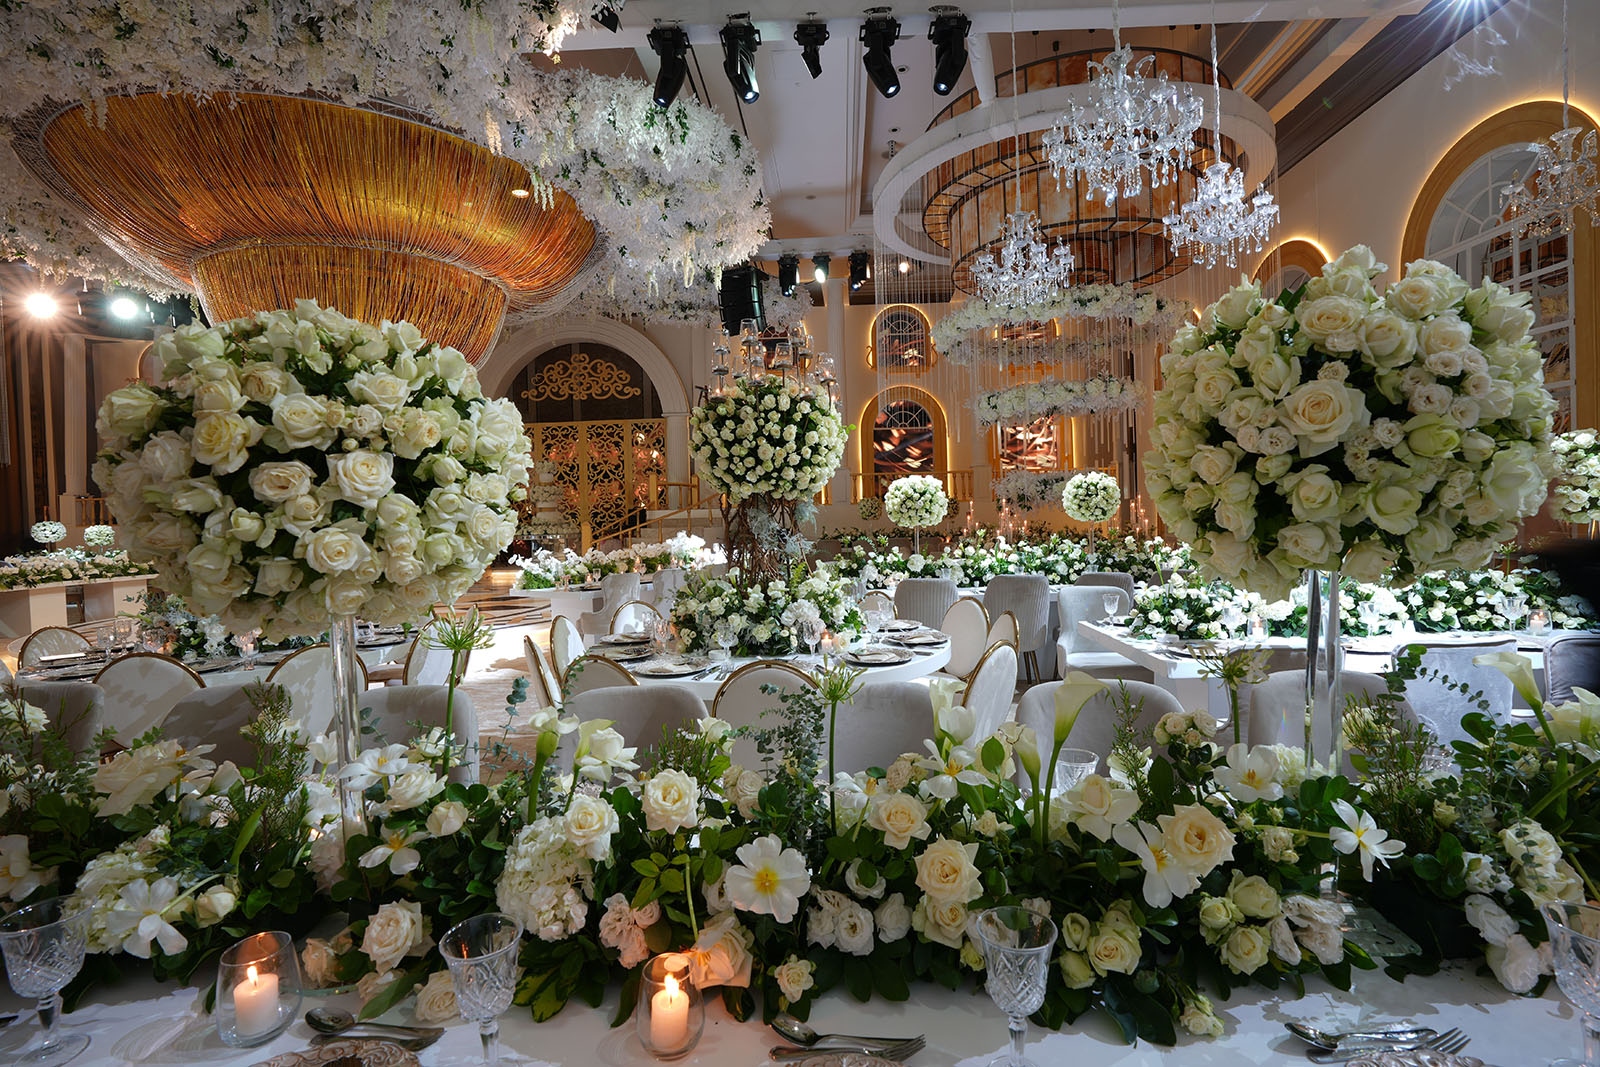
1258 8 1422 120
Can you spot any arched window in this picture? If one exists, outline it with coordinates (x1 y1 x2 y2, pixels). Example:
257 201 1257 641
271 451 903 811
858 387 948 498
1253 238 1327 301
868 304 935 371
993 417 1064 471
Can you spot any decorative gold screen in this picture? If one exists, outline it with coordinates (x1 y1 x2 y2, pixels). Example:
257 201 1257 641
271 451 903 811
526 419 666 546
522 352 642 403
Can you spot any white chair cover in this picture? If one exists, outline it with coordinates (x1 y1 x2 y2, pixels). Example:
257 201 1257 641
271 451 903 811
711 662 816 768
404 621 457 687
359 685 479 782
550 617 584 682
1546 634 1600 704
983 575 1052 671
1055 587 1151 682
610 601 663 634
1017 677 1184 764
1402 638 1516 747
1246 669 1409 767
1074 572 1136 599
649 568 688 616
19 627 91 669
568 684 706 757
18 681 104 755
267 644 370 737
164 683 264 767
940 598 990 679
895 578 957 630
92 653 205 745
564 655 639 697
859 591 896 617
829 682 933 774
960 643 1018 745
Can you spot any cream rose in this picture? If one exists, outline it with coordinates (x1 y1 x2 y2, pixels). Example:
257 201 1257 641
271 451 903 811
1087 927 1141 976
913 838 982 905
1159 804 1236 876
642 770 700 833
1418 313 1472 355
100 384 165 439
772 957 816 1003
249 460 315 504
426 801 469 837
1357 309 1419 370
1220 924 1270 974
867 792 931 849
328 451 396 508
349 369 411 411
875 893 912 942
1278 380 1368 455
1226 872 1280 919
298 520 372 575
301 938 337 987
1295 295 1366 351
563 794 619 862
912 897 968 949
270 393 339 450
361 899 428 974
190 412 261 475
413 969 458 1023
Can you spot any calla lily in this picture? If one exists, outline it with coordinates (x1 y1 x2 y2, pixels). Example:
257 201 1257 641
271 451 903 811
1474 650 1543 712
929 678 971 743
1054 672 1107 746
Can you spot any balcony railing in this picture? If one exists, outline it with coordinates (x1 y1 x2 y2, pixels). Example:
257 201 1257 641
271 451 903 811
854 469 974 504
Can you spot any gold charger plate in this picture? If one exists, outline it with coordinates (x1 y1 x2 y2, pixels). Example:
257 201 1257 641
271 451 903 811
251 1040 420 1067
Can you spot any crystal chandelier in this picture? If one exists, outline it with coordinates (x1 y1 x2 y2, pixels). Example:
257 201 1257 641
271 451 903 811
970 210 1075 308
1040 0 1202 204
1163 4 1278 268
1502 0 1598 238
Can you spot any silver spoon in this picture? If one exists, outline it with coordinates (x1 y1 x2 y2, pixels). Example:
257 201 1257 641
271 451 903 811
1286 1021 1437 1049
770 1012 918 1047
305 1007 444 1040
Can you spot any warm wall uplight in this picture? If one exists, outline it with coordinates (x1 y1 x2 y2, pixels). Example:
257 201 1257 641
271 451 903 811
23 292 58 318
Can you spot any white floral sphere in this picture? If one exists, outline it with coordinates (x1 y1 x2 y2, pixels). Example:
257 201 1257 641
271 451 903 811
29 521 66 545
1145 246 1556 601
93 301 533 640
1061 471 1120 524
1551 430 1600 524
688 377 848 504
82 524 117 547
884 475 948 529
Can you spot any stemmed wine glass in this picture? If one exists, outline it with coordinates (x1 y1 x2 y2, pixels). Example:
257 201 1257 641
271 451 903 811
1052 749 1099 794
1544 901 1600 1067
798 618 822 664
973 906 1058 1067
440 913 524 1066
1503 592 1529 631
0 899 90 1066
1100 591 1121 622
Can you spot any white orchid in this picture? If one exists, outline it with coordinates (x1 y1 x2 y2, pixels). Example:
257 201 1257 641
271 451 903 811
1114 821 1200 907
359 824 431 876
105 876 189 959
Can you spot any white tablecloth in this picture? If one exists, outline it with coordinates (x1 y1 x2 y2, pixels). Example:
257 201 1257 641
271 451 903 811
626 643 953 702
0 962 1566 1065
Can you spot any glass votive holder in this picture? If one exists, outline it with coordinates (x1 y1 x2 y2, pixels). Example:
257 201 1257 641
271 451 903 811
216 931 301 1047
636 952 703 1059
1529 607 1552 634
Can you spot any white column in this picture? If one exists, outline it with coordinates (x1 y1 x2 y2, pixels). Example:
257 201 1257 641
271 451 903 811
59 335 87 525
824 278 852 505
664 412 690 486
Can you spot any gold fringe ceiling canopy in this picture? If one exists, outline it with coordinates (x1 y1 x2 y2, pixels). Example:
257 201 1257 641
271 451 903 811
16 92 598 361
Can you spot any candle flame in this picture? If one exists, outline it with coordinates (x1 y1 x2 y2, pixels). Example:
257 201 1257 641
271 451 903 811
247 964 259 984
665 974 680 996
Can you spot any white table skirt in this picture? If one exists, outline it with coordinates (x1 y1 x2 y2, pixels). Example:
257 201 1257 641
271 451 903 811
627 644 953 701
0 961 1564 1065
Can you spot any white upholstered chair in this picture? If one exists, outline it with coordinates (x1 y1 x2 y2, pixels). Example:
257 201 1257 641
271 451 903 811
859 591 896 618
359 684 479 782
829 682 934 774
92 652 205 745
19 626 92 670
960 642 1018 746
1055 587 1152 683
894 578 958 630
983 575 1052 682
610 600 663 634
17 680 105 755
1017 678 1183 763
266 644 370 737
550 616 584 683
711 661 816 768
563 655 639 697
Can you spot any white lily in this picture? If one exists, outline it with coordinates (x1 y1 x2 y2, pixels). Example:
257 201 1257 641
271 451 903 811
1214 743 1284 803
359 824 431 875
1329 799 1405 880
1114 821 1199 907
106 876 189 959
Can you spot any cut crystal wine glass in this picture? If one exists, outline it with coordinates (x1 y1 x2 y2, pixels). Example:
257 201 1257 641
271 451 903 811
974 905 1058 1067
1544 901 1600 1067
1052 748 1099 794
0 899 90 1066
440 913 523 1066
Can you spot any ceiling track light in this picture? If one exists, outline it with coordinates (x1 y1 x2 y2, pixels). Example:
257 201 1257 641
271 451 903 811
778 254 800 296
23 292 58 318
860 11 901 99
812 253 830 284
848 251 871 291
721 18 761 103
648 24 690 108
929 8 971 96
592 5 620 32
795 20 829 80
108 293 141 320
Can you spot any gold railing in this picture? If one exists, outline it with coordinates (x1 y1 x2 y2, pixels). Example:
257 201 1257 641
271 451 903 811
72 496 113 526
854 469 975 504
597 489 721 550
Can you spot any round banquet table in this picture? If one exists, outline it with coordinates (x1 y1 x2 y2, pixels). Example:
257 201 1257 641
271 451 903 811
533 582 657 622
17 641 407 689
623 641 952 702
0 960 1568 1066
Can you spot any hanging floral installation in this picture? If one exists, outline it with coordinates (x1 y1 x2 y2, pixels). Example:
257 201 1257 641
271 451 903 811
975 376 1145 428
931 283 1191 362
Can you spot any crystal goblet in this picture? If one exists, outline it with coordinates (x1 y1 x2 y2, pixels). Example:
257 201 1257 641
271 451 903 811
1100 591 1121 622
440 913 524 1066
1052 748 1099 794
1544 901 1600 1067
0 899 90 1066
973 905 1058 1067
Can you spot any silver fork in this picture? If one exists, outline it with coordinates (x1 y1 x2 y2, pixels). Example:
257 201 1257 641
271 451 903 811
1307 1028 1469 1063
770 1036 926 1062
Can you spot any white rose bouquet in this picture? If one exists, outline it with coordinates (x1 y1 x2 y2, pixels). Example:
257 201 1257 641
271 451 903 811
669 567 863 655
689 378 848 504
30 521 65 545
884 475 949 530
1128 580 1226 641
93 301 532 639
1146 246 1556 601
1550 430 1600 524
83 524 117 548
1061 471 1120 524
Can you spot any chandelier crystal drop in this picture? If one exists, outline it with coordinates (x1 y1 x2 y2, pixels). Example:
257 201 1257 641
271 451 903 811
1502 0 1599 238
970 210 1076 309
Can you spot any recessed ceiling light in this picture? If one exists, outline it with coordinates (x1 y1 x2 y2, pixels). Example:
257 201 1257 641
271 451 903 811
24 292 57 318
898 259 910 274
511 188 530 198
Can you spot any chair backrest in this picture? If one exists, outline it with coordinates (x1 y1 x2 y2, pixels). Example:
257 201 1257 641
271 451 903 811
1402 638 1517 747
987 610 1018 650
403 620 458 687
983 575 1052 651
600 572 642 607
265 644 369 737
164 682 281 768
940 597 990 678
564 655 639 697
610 600 663 635
859 591 897 617
567 684 707 761
1546 634 1600 705
1246 669 1412 773
17 681 104 755
711 660 817 768
960 642 1018 745
649 568 688 615
1017 678 1183 762
894 578 958 629
829 682 934 774
1075 572 1136 599
359 684 479 783
550 616 584 681
523 636 556 710
1057 586 1131 656
19 626 92 669
92 652 205 745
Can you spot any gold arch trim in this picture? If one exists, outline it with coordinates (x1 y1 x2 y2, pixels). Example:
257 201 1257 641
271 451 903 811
867 303 939 373
522 351 642 403
1251 238 1329 291
858 385 950 499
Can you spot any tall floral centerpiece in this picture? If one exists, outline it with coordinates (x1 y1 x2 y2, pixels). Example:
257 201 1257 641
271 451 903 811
93 301 532 813
688 376 848 583
884 474 948 554
1146 247 1556 762
30 521 65 547
1061 470 1120 551
1550 430 1600 529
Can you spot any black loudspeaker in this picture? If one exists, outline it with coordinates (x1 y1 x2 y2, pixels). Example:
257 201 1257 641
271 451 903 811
719 265 765 335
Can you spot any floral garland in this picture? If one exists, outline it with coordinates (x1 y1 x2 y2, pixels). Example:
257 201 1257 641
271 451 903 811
883 476 948 529
688 378 848 505
511 534 719 589
991 470 1071 511
0 548 148 590
1128 580 1226 641
668 567 863 655
939 328 1168 369
1147 247 1556 602
931 284 1191 358
29 520 66 545
1550 429 1600 524
93 302 531 640
975 375 1144 427
0 6 766 318
564 271 814 331
1061 471 1120 524
1402 568 1594 632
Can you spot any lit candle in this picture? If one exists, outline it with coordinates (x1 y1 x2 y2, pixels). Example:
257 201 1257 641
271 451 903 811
650 972 689 1050
233 963 279 1037
1529 608 1551 634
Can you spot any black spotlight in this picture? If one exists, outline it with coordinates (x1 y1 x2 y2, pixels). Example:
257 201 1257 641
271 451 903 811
812 253 830 285
721 19 761 103
929 10 971 96
648 25 690 108
719 265 765 335
778 254 799 296
848 251 871 291
795 20 829 79
860 14 900 99
592 5 620 31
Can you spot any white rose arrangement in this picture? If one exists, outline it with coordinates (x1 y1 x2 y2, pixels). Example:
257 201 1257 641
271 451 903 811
1550 430 1600 524
669 567 864 656
82 524 117 548
1147 246 1556 600
92 301 532 639
1061 471 1120 524
689 377 848 504
884 476 949 530
29 521 65 545
1128 580 1226 641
